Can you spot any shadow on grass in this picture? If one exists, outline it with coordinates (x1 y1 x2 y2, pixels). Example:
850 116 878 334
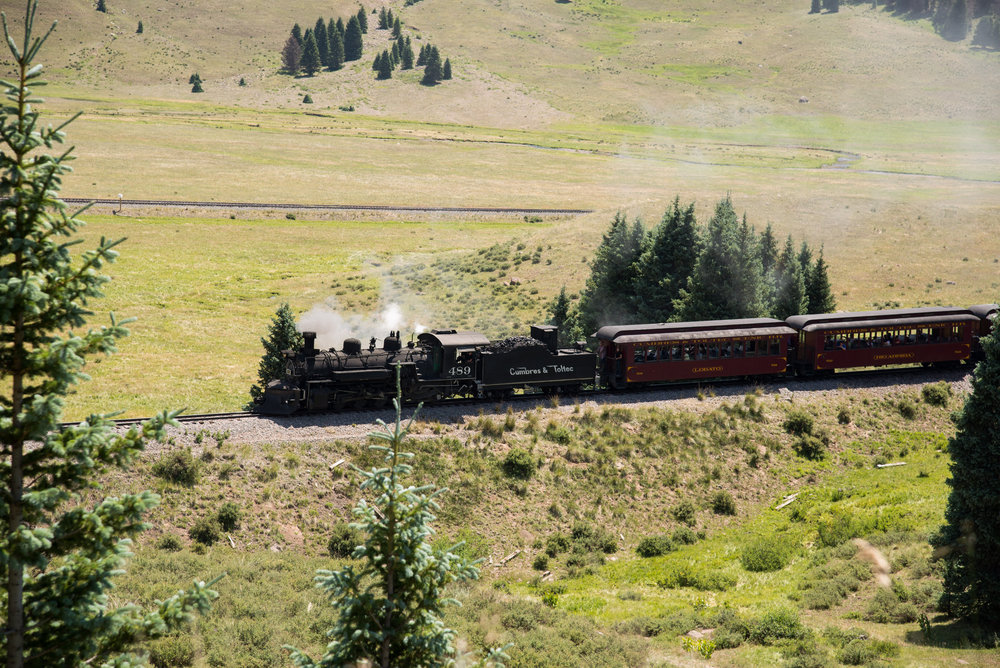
904 615 1000 649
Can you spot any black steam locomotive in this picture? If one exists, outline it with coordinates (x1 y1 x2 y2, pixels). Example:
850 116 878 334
258 325 597 415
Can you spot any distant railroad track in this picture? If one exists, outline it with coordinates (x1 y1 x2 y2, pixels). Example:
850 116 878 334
63 198 594 216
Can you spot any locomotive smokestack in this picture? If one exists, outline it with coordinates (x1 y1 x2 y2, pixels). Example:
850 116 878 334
303 331 317 356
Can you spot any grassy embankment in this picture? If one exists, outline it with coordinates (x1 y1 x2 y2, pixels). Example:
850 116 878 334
99 380 1000 666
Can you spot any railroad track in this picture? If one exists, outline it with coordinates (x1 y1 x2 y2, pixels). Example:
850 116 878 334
59 411 259 430
63 198 594 216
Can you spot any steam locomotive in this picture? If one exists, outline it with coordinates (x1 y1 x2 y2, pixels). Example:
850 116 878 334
257 304 997 415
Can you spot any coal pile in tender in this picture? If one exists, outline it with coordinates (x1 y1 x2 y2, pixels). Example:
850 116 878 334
485 336 546 354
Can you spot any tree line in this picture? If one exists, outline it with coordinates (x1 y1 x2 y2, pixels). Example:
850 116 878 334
812 0 1000 46
551 196 837 342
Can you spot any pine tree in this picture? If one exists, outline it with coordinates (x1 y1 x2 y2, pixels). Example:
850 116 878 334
291 22 303 46
390 41 400 67
401 37 414 69
576 212 647 334
188 72 201 84
810 0 821 12
772 236 807 320
421 45 442 84
282 34 302 73
328 25 344 70
392 16 402 39
0 5 219 664
96 0 107 12
357 6 368 33
376 50 393 79
136 20 143 33
549 287 572 345
442 57 452 79
249 304 303 405
934 324 1000 626
805 249 836 314
674 196 768 320
300 31 322 75
344 15 363 61
759 222 778 276
797 240 813 276
378 6 389 29
336 17 345 37
285 371 508 667
633 197 699 323
417 43 428 66
191 80 204 92
315 17 329 68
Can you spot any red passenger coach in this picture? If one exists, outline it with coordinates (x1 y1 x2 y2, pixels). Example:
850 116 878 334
786 307 982 375
594 319 796 389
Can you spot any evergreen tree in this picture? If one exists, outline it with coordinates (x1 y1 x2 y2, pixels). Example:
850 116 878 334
401 37 414 69
136 20 143 33
291 22 303 46
378 6 389 29
390 41 400 67
633 196 699 323
336 17 345 37
282 34 302 73
188 72 201 84
328 25 344 70
797 240 813 276
810 0 821 12
392 16 402 38
300 31 322 76
417 43 428 66
315 17 329 68
972 13 1000 49
285 372 508 667
805 249 836 314
674 196 768 320
934 324 1000 626
344 15 364 61
377 50 393 79
759 222 778 276
576 212 646 334
0 6 219 664
772 236 807 320
421 46 442 84
549 287 572 345
387 9 394 27
442 57 452 79
250 304 303 405
96 0 107 12
191 80 204 92
357 6 368 33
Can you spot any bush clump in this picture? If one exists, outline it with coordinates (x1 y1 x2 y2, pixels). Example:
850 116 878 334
502 447 536 479
148 636 195 668
217 502 241 531
711 490 737 515
782 409 814 436
921 381 952 407
671 500 697 526
328 522 360 558
747 608 808 645
740 536 793 572
636 535 674 558
152 449 199 486
156 534 182 552
571 521 617 554
188 516 221 545
671 526 699 545
794 432 828 460
864 586 919 623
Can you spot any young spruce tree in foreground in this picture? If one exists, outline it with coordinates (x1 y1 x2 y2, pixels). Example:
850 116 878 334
287 369 508 667
0 3 218 665
248 302 302 405
934 323 1000 627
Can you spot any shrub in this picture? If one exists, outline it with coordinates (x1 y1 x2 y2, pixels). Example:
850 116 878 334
543 421 571 444
671 526 698 545
816 510 859 547
671 500 697 526
837 407 852 424
837 638 900 665
502 447 535 479
711 491 737 515
921 381 951 407
748 608 807 645
156 534 182 552
864 587 919 623
713 628 743 649
152 449 199 486
783 409 814 436
328 522 360 558
217 502 241 531
148 636 195 667
741 536 793 572
571 521 617 553
545 533 570 557
532 554 548 571
897 398 919 419
794 432 827 460
188 516 220 545
636 535 674 557
614 616 665 637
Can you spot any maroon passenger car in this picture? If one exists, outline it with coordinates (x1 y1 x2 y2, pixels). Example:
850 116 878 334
594 319 795 389
785 306 982 375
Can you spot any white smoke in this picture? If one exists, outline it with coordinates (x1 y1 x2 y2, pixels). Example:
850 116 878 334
297 300 417 351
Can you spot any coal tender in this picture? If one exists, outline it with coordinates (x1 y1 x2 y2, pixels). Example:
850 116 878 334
479 325 596 396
